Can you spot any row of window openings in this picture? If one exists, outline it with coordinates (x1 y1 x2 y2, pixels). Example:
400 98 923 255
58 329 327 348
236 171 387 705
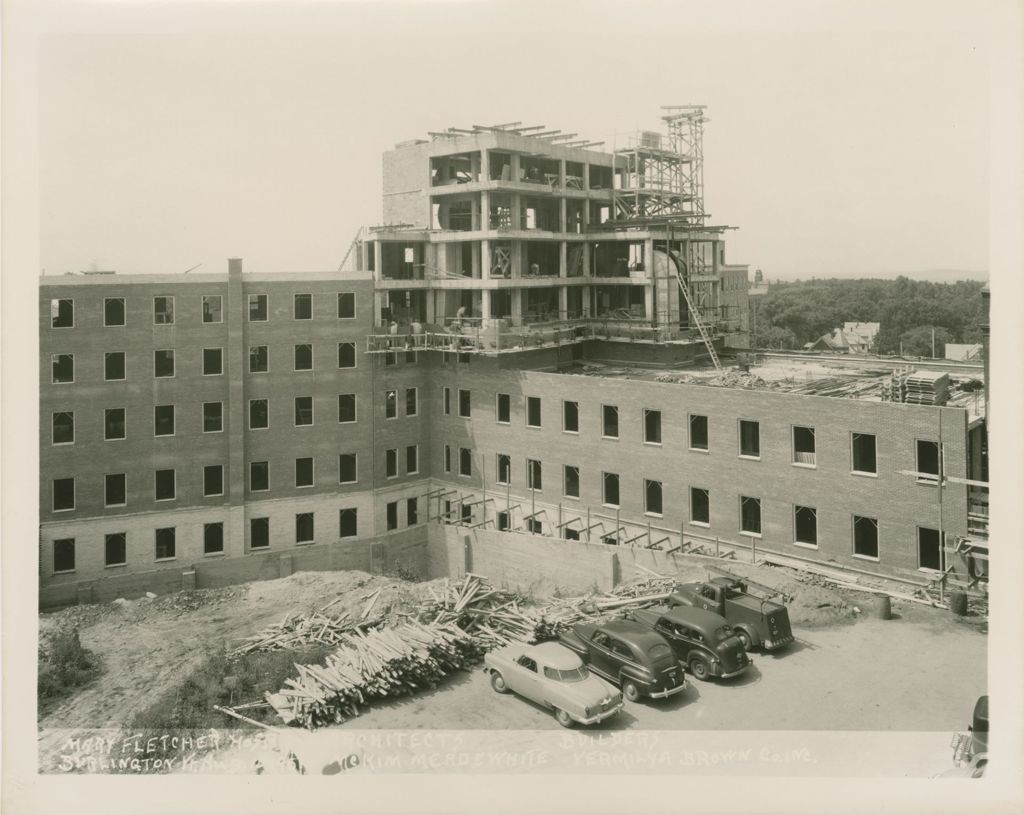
49 293 357 329
50 342 363 384
446 392 941 477
49 447 419 511
50 389 405 443
49 503 383 573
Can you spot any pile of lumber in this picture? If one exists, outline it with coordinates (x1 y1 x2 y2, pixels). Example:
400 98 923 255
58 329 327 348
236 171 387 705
418 574 544 647
227 610 385 657
265 620 483 729
903 371 950 406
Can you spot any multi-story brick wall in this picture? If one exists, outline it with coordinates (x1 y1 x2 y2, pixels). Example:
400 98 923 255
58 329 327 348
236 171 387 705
424 357 971 582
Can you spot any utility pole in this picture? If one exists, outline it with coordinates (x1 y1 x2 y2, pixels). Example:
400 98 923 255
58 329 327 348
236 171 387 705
931 327 936 359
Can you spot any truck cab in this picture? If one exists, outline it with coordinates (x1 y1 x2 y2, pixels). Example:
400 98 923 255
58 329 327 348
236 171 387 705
669 576 793 651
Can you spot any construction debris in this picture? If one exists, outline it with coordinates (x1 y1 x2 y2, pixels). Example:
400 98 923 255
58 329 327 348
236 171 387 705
227 611 383 658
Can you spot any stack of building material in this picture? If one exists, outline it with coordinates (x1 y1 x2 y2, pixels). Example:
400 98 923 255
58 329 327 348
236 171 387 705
265 620 484 729
418 574 545 647
227 610 382 657
903 371 950 405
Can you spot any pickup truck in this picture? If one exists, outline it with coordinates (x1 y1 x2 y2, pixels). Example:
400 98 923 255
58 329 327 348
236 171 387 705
668 575 793 651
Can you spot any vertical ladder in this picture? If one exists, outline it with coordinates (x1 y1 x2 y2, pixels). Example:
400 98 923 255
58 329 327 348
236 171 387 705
667 249 722 371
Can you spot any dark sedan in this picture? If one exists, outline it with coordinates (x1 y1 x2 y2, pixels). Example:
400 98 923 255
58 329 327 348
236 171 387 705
625 605 750 681
558 619 686 702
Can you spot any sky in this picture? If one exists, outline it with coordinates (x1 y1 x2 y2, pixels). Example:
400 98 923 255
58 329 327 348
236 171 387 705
34 2 992 281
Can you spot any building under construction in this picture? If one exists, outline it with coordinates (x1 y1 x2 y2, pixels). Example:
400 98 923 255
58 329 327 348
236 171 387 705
37 108 988 608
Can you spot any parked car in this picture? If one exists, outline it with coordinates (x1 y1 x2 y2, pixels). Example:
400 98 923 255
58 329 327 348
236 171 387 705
483 641 624 728
947 695 988 776
669 574 794 651
624 605 750 681
558 619 687 702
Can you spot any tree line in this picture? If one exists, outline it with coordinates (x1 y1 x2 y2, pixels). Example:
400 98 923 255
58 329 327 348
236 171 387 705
749 277 987 356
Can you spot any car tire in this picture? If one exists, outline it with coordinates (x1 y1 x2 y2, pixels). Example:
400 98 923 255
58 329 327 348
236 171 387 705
689 657 710 681
490 671 508 694
735 629 752 650
553 707 574 728
622 680 641 703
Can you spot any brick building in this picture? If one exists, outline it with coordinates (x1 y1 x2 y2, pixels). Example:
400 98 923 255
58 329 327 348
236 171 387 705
38 112 988 606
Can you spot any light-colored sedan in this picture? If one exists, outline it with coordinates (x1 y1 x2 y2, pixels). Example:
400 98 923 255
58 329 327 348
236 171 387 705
483 641 624 728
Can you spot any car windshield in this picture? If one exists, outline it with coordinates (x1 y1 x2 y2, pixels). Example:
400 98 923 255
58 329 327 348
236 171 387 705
712 625 737 643
543 665 589 682
647 643 672 661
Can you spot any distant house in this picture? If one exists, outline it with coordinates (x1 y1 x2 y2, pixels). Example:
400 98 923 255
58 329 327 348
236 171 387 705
945 343 982 361
804 322 880 354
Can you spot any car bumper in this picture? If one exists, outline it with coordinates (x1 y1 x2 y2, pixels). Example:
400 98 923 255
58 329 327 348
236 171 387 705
763 635 794 650
646 681 687 699
716 663 750 679
576 702 624 725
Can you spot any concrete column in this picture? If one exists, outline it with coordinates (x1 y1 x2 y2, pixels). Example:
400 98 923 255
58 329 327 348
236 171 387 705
373 291 385 327
481 289 492 319
558 286 568 321
583 162 590 192
582 242 592 278
644 284 654 321
511 241 522 279
471 199 481 231
582 286 592 317
425 290 436 324
373 241 383 281
471 241 481 278
226 259 247 557
480 190 491 231
480 148 490 182
510 153 521 183
559 242 568 278
511 289 523 324
511 194 522 229
481 239 491 280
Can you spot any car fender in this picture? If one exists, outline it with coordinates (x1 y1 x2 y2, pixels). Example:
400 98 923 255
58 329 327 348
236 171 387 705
735 623 760 647
668 591 696 608
558 631 589 659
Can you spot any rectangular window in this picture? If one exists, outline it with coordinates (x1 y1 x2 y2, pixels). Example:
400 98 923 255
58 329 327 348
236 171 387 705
459 447 472 477
527 397 542 428
202 295 223 323
251 517 270 549
339 507 358 538
602 472 620 507
564 527 581 541
105 473 127 507
105 532 127 566
739 420 760 458
296 512 315 544
602 405 618 438
52 354 74 383
496 453 511 485
332 395 356 426
203 401 223 433
153 349 175 378
295 457 314 488
851 432 878 475
458 389 472 418
918 527 944 571
405 387 418 416
338 342 356 368
496 393 510 424
250 461 269 492
563 401 579 433
104 297 125 326
204 522 224 555
689 414 709 451
386 501 399 532
793 426 816 466
249 345 269 373
154 469 176 501
405 350 417 364
294 396 314 426
643 410 662 444
645 479 663 515
794 506 818 546
916 440 940 481
248 294 268 322
690 487 710 525
496 511 510 532
249 399 269 429
384 352 396 367
52 411 74 445
203 348 223 376
442 387 451 415
105 408 126 440
740 496 762 536
153 296 174 325
853 515 879 559
155 527 176 560
104 352 126 381
525 517 542 535
444 444 452 473
564 465 580 499
294 293 312 320
406 445 419 475
52 477 75 511
203 464 224 497
54 538 75 573
338 453 357 484
385 449 398 478
294 344 313 371
461 504 474 525
154 404 175 437
527 458 542 491
384 389 397 419
51 298 74 328
337 292 356 319
407 497 419 526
